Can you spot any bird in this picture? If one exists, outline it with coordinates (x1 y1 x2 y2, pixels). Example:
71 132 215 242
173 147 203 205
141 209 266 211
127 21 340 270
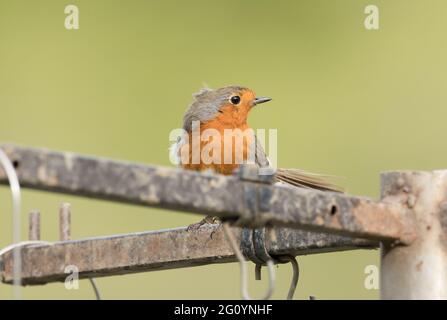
170 85 341 229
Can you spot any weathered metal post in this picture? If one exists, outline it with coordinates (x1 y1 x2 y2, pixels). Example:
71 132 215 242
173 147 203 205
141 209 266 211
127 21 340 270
380 171 447 299
59 203 71 241
28 211 40 241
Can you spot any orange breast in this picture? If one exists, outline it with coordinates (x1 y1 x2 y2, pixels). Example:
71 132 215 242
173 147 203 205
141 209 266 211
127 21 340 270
181 108 254 175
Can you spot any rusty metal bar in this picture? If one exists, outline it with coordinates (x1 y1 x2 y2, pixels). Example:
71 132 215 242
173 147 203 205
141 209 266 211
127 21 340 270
0 144 413 242
380 171 447 299
28 211 40 241
59 203 71 241
0 224 375 285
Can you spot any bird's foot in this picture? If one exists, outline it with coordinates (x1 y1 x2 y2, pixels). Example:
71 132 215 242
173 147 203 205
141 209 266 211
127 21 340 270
187 216 221 232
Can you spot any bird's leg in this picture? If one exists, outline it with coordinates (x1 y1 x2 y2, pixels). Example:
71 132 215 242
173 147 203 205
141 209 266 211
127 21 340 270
187 215 221 231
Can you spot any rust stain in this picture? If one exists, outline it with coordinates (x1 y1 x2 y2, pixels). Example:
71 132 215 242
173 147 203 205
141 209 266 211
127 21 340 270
352 200 415 243
315 216 324 226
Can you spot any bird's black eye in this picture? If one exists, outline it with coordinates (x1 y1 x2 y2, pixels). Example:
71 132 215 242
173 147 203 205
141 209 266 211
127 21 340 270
230 95 241 105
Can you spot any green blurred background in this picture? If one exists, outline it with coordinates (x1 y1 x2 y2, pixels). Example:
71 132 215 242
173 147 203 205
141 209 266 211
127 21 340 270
1 0 446 299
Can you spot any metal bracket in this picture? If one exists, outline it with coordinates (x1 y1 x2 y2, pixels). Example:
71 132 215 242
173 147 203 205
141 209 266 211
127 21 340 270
241 228 273 265
237 165 277 265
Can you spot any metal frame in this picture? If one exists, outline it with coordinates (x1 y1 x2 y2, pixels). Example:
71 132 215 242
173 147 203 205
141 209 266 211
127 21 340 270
0 225 374 285
0 144 445 299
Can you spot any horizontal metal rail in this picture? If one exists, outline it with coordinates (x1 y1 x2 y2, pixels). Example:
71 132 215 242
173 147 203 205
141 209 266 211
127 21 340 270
0 224 375 285
1 144 444 299
0 144 414 242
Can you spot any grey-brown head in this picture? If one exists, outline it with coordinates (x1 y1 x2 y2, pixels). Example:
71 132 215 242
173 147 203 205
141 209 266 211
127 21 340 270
182 86 271 132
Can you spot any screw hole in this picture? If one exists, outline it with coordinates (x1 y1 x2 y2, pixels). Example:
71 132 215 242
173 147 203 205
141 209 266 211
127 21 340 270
12 160 19 169
330 205 337 215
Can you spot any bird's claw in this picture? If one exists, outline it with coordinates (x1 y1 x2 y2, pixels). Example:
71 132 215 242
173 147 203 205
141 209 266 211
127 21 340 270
187 216 221 232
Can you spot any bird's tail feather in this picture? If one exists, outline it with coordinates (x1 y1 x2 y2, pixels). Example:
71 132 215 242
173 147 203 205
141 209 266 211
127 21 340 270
275 168 343 193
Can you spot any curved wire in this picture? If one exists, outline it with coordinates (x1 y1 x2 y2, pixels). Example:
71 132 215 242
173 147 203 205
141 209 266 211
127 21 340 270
89 278 101 300
0 149 22 299
222 222 275 300
254 254 300 299
276 255 299 300
0 240 102 300
0 241 51 256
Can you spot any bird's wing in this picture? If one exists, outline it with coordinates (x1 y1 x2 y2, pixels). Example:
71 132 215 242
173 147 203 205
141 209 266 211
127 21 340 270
254 136 271 168
254 137 343 193
274 168 343 192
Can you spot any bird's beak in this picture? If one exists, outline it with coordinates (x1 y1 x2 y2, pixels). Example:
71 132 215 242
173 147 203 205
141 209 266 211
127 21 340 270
253 97 272 106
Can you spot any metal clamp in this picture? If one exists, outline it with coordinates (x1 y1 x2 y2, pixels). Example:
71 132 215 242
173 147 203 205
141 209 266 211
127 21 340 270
237 164 277 266
236 164 299 299
241 227 274 266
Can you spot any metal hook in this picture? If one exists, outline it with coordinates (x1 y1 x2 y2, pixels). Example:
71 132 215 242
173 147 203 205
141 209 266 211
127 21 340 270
89 278 102 300
276 255 300 300
222 222 276 300
0 148 22 299
256 255 299 300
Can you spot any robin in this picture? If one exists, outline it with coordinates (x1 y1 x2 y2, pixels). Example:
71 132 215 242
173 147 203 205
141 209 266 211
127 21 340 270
170 85 341 229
